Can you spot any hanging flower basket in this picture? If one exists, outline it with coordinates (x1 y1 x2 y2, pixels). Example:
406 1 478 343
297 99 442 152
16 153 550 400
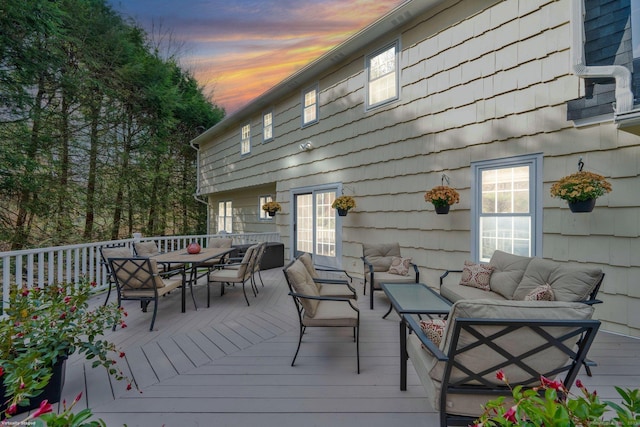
332 195 356 216
424 186 459 214
262 201 281 216
550 171 611 213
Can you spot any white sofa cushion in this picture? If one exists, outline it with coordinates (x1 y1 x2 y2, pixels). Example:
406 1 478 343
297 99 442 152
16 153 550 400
488 250 533 299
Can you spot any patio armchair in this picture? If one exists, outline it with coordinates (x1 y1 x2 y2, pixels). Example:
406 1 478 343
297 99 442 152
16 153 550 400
283 259 360 373
99 244 132 305
108 257 185 331
208 244 258 307
198 237 233 272
133 241 183 274
362 242 419 309
297 252 357 299
403 299 600 427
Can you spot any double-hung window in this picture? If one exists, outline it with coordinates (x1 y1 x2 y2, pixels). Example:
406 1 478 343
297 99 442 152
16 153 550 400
263 110 273 143
218 201 232 233
471 154 542 262
302 84 318 127
366 41 399 109
259 195 273 220
240 123 251 155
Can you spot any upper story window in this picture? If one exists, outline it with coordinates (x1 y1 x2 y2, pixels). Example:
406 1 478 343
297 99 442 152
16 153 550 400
471 154 543 262
218 201 232 233
241 123 251 155
263 110 273 143
259 195 273 220
366 41 399 110
302 84 318 127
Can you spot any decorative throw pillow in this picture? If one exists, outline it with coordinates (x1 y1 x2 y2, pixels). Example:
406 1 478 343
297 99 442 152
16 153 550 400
388 256 412 276
524 283 555 301
459 261 494 291
419 318 447 347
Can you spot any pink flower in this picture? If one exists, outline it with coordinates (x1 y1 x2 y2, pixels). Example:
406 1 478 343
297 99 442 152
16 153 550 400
30 399 53 418
64 296 72 304
74 392 83 403
576 379 584 389
21 289 29 297
90 281 97 287
540 376 564 392
496 370 506 382
119 352 126 358
126 383 132 391
504 405 517 422
7 403 17 415
0 366 4 377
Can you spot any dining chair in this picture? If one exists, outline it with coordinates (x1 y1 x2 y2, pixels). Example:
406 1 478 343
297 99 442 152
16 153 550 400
99 244 132 306
283 259 360 373
207 244 258 307
108 257 185 331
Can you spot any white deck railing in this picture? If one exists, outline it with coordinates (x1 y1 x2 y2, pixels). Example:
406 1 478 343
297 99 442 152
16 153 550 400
0 232 280 311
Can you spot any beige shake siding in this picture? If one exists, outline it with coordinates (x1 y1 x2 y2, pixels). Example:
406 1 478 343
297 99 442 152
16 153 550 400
196 0 640 337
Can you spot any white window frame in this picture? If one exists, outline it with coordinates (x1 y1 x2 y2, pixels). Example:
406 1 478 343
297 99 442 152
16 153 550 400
240 123 251 155
259 195 273 220
262 110 273 143
471 153 543 262
301 84 319 127
217 200 232 233
365 40 400 110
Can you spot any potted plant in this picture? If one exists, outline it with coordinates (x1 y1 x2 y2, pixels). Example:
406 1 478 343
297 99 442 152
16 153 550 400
261 201 281 216
473 371 639 426
0 277 133 418
332 195 356 216
424 185 460 214
550 170 612 212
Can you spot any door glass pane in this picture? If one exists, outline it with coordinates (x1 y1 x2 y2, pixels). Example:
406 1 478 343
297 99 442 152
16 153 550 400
315 192 336 257
296 194 313 253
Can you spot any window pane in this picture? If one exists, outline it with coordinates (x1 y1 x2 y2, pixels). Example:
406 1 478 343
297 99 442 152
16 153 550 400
315 192 335 257
479 216 531 261
368 44 397 106
370 46 395 79
481 166 529 214
296 194 313 253
263 112 272 141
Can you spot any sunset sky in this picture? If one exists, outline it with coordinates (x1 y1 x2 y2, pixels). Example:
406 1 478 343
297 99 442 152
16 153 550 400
107 0 407 113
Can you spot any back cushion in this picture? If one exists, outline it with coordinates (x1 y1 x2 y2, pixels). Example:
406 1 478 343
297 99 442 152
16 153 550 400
209 238 233 248
134 241 160 257
363 243 402 272
113 259 164 289
513 258 603 302
285 260 320 317
102 246 131 262
434 299 594 385
298 252 318 279
488 250 533 299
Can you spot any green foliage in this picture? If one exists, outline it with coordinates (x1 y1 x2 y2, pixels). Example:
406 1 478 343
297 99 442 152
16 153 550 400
473 372 640 426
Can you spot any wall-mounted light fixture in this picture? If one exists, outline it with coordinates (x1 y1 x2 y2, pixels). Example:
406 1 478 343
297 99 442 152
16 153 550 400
299 141 313 151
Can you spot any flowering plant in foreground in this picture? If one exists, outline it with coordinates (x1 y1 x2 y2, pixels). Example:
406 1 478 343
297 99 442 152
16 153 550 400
473 371 639 426
24 392 106 427
550 171 612 203
332 195 356 211
0 277 133 417
261 201 282 212
424 186 460 207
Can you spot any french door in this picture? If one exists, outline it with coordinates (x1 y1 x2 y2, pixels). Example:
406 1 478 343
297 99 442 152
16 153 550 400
292 185 341 268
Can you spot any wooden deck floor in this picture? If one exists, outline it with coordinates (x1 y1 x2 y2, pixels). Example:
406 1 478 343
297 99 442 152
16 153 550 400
21 268 640 426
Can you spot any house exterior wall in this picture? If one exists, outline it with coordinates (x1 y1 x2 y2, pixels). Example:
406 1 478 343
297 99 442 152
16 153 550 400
198 0 640 337
209 184 278 235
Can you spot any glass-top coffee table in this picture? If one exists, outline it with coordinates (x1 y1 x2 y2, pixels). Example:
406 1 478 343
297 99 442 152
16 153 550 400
381 283 452 390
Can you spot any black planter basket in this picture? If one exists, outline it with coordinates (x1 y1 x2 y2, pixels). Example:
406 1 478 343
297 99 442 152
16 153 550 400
0 356 67 418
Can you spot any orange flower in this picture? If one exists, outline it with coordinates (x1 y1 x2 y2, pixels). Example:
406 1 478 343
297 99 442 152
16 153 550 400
550 171 611 202
424 186 460 207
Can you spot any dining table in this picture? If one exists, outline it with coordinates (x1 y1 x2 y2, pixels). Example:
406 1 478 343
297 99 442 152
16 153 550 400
151 247 234 312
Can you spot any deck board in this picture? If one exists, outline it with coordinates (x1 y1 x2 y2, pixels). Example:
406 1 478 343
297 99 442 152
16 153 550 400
13 267 640 427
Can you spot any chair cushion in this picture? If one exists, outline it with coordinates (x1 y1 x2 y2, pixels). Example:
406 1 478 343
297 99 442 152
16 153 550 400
440 282 506 303
102 246 131 261
388 256 412 276
286 260 320 317
317 283 356 299
298 252 318 279
363 243 402 272
209 237 233 248
113 259 165 289
134 241 160 257
512 258 603 302
459 261 494 291
488 250 533 299
302 299 358 327
368 271 417 289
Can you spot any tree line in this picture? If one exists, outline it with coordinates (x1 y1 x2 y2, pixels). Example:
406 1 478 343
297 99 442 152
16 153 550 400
0 0 224 251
